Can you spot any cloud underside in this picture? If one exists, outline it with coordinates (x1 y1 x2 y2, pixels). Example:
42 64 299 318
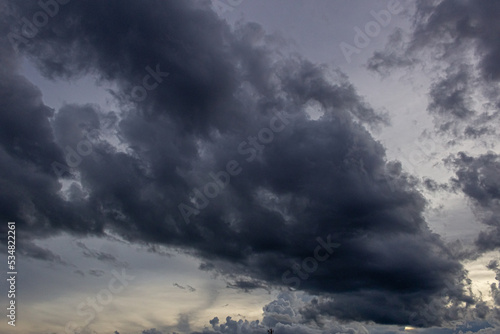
0 0 499 328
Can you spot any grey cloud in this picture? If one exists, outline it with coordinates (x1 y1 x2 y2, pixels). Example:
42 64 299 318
188 292 369 334
368 0 500 79
368 0 500 139
366 28 414 76
448 152 500 252
75 241 128 267
0 0 479 327
88 268 105 277
141 329 164 334
491 283 500 308
142 244 173 257
0 15 101 242
17 241 68 265
130 291 497 334
487 260 500 307
174 282 196 292
422 178 450 192
177 313 192 334
74 269 85 277
408 1 500 81
226 279 270 293
428 65 474 121
173 283 186 290
365 2 500 299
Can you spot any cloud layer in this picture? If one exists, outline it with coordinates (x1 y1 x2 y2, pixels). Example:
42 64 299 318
1 0 496 328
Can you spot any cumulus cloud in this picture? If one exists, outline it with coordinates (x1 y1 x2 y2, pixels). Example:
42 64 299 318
183 292 370 334
0 0 485 327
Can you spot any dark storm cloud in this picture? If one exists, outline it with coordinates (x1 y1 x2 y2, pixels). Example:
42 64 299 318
226 279 270 293
0 0 482 327
448 152 500 252
0 17 105 253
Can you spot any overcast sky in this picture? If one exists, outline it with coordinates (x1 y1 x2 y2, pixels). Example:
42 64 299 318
1 1 500 334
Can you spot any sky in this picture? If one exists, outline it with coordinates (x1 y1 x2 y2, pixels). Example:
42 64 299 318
0 0 500 333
